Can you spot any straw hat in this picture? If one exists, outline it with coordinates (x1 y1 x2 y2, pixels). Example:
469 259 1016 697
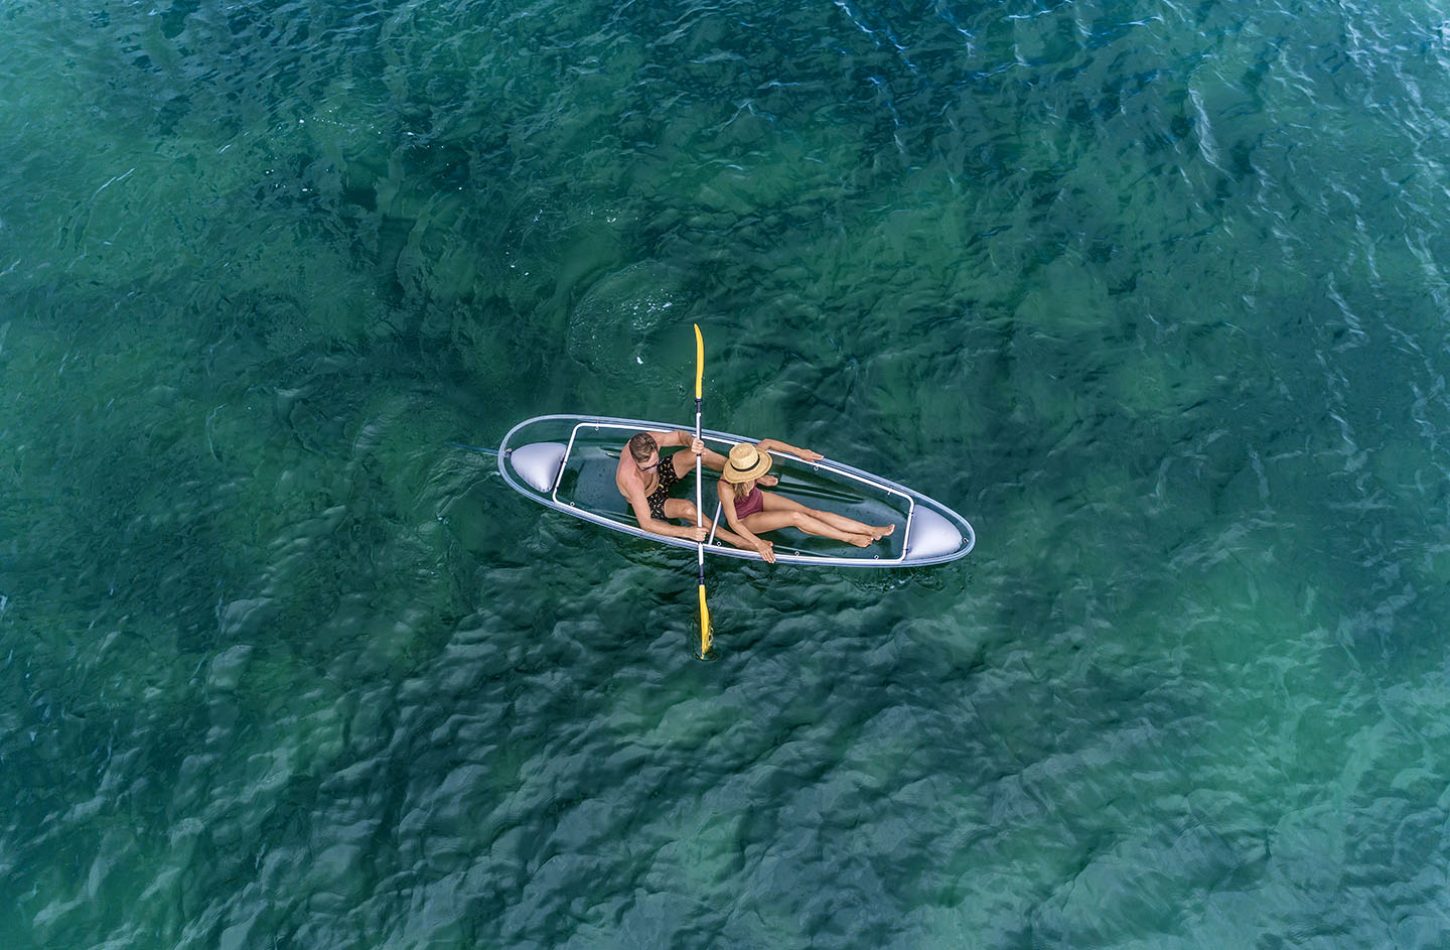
724 443 773 483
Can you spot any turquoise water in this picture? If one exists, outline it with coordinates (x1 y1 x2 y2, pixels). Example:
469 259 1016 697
4 0 1450 944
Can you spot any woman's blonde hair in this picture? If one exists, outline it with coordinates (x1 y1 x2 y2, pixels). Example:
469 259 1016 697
725 478 753 494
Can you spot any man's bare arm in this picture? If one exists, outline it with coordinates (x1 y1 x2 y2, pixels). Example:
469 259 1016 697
646 429 691 448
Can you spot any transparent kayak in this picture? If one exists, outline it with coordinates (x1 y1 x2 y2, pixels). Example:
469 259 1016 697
497 414 976 568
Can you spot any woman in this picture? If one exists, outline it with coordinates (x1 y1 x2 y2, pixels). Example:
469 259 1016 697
717 440 894 564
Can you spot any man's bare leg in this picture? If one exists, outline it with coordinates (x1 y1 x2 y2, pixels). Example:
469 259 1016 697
662 497 751 550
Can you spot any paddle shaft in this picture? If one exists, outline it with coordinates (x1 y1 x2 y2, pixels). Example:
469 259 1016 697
693 324 711 656
694 396 706 603
694 398 704 556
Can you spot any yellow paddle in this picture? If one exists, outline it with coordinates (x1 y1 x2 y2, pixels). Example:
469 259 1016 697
693 323 712 657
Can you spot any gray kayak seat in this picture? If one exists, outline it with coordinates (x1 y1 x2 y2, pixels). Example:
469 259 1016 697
509 442 567 493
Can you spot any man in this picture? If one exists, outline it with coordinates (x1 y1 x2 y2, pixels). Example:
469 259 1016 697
615 429 764 549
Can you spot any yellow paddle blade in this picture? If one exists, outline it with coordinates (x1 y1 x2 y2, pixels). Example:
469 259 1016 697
693 324 704 400
698 584 712 655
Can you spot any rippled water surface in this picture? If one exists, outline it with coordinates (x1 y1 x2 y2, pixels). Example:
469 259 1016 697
5 0 1450 945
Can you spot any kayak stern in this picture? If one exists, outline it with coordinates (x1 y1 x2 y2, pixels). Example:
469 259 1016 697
509 441 567 493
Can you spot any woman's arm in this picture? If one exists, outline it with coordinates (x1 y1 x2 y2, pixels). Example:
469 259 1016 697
756 439 823 462
717 480 754 539
717 478 776 563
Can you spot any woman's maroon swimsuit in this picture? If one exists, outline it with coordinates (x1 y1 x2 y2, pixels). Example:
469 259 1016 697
731 484 765 518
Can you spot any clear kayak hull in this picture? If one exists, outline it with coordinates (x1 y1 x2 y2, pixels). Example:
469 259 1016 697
497 414 975 568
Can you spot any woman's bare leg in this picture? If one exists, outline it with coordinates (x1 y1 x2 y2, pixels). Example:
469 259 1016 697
810 509 895 540
759 493 895 540
743 510 873 547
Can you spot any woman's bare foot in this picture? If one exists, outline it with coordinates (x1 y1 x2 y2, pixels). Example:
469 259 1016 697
847 534 872 548
870 524 896 541
759 474 780 488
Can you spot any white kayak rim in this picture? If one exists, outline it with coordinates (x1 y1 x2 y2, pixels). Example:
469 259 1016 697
496 414 976 568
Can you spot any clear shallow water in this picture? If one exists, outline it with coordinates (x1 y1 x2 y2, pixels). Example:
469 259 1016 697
3 0 1450 945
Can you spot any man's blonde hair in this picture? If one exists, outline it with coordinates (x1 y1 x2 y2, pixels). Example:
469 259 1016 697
627 432 657 462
